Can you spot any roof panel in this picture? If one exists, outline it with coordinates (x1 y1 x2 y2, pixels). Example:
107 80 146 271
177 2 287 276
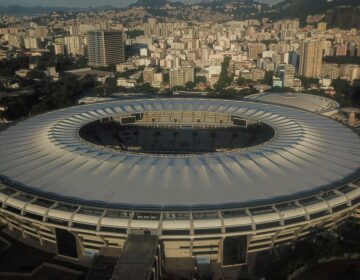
0 99 358 209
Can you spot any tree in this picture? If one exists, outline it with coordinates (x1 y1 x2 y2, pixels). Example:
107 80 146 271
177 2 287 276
185 81 196 90
0 55 29 76
238 77 254 86
332 78 352 106
126 29 144 39
323 55 360 65
296 75 319 88
104 77 118 95
195 76 207 84
260 71 274 85
267 86 295 93
214 56 233 90
34 53 88 72
27 70 47 80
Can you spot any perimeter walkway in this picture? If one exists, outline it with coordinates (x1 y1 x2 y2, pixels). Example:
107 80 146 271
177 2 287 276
112 235 160 280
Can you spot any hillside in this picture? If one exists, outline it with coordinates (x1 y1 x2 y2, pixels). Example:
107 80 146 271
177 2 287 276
270 0 359 19
325 7 360 29
129 0 185 8
258 0 359 28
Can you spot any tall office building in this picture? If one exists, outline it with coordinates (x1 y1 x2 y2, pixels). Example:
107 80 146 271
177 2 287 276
298 40 323 78
88 30 125 67
288 51 299 69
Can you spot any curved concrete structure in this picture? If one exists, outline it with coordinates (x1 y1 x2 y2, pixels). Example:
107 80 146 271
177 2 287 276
0 98 359 265
244 92 340 116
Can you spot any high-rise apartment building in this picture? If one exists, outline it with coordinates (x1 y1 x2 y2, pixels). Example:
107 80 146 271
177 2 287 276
170 66 195 87
143 67 155 84
64 36 83 56
54 43 65 55
335 44 347 56
69 23 80 36
24 36 41 49
280 64 295 88
321 63 340 79
153 73 163 88
142 67 163 88
7 34 25 48
144 18 157 37
34 26 48 38
298 40 323 78
88 30 125 67
248 43 266 60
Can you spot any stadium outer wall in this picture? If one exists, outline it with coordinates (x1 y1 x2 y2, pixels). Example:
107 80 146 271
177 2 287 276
0 177 359 265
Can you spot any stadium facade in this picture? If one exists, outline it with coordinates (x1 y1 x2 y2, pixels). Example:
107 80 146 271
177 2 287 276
0 98 359 266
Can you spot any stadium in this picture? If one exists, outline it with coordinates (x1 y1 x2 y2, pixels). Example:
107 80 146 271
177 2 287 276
0 98 359 268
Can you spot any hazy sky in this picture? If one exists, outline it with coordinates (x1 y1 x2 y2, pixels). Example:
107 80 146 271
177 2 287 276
1 0 282 8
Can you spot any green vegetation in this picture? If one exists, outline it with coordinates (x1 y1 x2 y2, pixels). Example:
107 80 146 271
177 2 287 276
0 55 29 76
126 29 144 39
260 71 274 86
185 81 196 90
0 54 96 121
34 53 88 72
0 74 95 120
332 78 353 106
237 77 255 86
103 77 118 95
297 76 319 87
214 56 233 91
108 83 159 96
266 86 295 93
293 76 355 107
253 220 360 280
195 75 207 84
323 56 360 65
259 39 279 46
265 0 360 28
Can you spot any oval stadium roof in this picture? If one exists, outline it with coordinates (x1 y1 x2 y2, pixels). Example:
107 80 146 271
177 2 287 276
244 92 340 116
0 99 359 210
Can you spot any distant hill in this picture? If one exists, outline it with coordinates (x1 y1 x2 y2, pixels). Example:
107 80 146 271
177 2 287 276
258 0 359 28
131 0 168 7
0 0 358 30
129 0 185 8
0 5 117 15
0 5 76 15
271 0 359 19
325 7 360 29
